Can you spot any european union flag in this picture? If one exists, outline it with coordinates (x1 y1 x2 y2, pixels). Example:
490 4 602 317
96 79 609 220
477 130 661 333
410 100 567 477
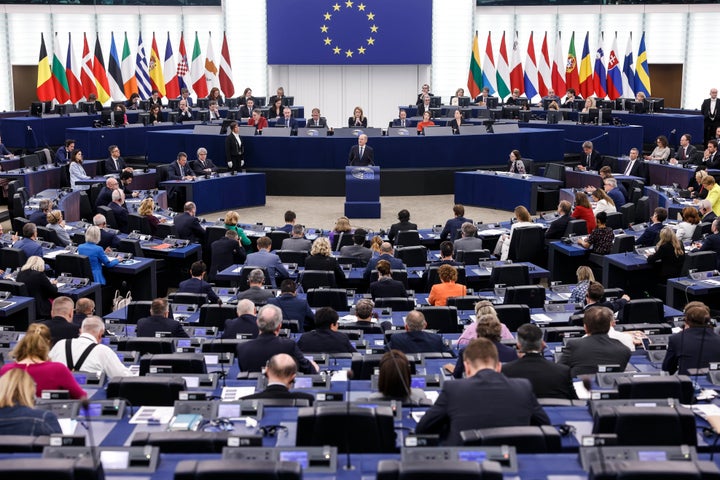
267 0 432 65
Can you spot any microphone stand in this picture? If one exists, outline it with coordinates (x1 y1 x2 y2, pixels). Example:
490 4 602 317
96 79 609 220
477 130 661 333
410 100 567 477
343 369 354 471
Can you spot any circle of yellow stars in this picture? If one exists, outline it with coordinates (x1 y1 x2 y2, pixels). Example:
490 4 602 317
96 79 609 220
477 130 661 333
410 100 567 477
320 1 378 58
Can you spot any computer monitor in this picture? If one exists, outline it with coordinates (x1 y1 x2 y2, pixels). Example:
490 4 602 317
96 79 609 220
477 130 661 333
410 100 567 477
54 104 77 115
429 96 442 108
596 99 614 110
197 110 210 122
196 98 209 109
457 97 470 107
30 102 44 116
282 96 294 107
544 163 566 182
515 98 529 109
648 97 664 112
501 106 520 120
598 107 612 124
485 97 499 109
627 100 646 114
167 99 180 110
138 113 150 126
80 102 96 114
572 98 585 111
541 98 555 110
517 110 532 122
253 96 266 107
225 97 239 109
110 101 125 111
546 110 563 124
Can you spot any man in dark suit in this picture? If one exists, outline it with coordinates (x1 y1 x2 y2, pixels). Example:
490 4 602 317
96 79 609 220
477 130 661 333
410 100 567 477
95 177 118 212
267 280 315 332
502 324 577 400
559 306 631 377
578 141 604 171
241 353 315 405
55 139 75 165
700 200 718 224
136 298 189 338
348 134 374 166
221 300 259 339
191 147 218 175
439 204 473 241
244 236 290 287
621 148 644 177
236 304 318 373
177 99 193 123
603 178 626 208
209 229 246 281
280 224 312 252
635 207 667 246
388 209 418 244
224 121 244 172
363 242 406 281
108 190 129 234
306 108 328 128
277 211 296 234
545 200 572 241
147 90 162 110
297 307 355 354
93 214 120 249
40 296 79 346
104 145 126 175
275 106 298 132
391 109 414 128
236 268 274 304
416 337 550 445
28 199 51 227
417 94 433 118
238 98 255 119
177 261 220 304
174 201 205 245
702 140 720 169
700 218 720 269
386 310 453 355
168 152 196 181
416 84 433 105
671 134 699 165
663 302 720 375
576 282 630 316
339 228 372 266
701 88 719 143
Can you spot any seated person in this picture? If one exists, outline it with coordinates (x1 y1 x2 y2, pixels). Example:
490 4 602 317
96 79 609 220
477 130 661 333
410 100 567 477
340 298 392 332
221 300 259 339
454 222 483 252
297 307 355 354
241 353 315 405
635 207 667 247
450 314 518 379
136 298 189 338
304 237 345 284
236 268 274 304
0 369 62 436
663 302 720 375
177 261 221 304
386 310 454 355
368 259 407 299
367 350 430 406
267 279 315 332
579 211 614 255
428 264 466 306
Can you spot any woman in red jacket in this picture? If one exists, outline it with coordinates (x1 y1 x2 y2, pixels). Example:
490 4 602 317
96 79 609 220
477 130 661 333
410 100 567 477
572 191 596 232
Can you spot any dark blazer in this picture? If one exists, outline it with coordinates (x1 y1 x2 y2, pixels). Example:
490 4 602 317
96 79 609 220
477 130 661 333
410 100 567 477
178 277 220 303
210 237 245 281
28 209 49 227
545 214 572 240
267 294 315 332
174 212 205 244
417 103 433 118
40 317 79 346
136 315 189 338
703 211 718 224
700 233 720 269
388 220 418 244
348 144 374 166
416 369 550 445
305 117 328 128
607 188 626 208
453 342 518 379
16 269 57 319
339 244 372 266
391 118 415 128
386 330 452 355
368 278 407 299
238 106 253 118
221 314 259 339
440 216 473 241
674 145 698 164
191 157 218 174
297 328 356 354
99 228 120 250
647 242 685 281
622 159 644 178
663 327 720 375
448 119 463 134
104 156 126 175
275 116 298 130
635 221 664 247
363 254 406 281
559 334 631 377
502 353 578 400
236 333 317 373
168 160 195 180
242 384 315 405
224 133 244 169
347 117 368 128
581 150 602 171
55 146 70 165
177 109 193 122
304 254 345 284
702 98 719 122
109 202 129 234
95 187 113 211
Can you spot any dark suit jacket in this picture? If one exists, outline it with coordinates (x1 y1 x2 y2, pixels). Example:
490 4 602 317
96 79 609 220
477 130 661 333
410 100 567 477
109 202 129 234
368 279 407 299
177 109 193 122
221 314 259 339
339 244 372 266
236 333 317 373
95 187 113 211
348 144 374 166
191 158 218 174
178 277 220 303
391 118 415 128
14 238 43 259
242 384 315 405
559 334 631 377
16 269 57 319
448 118 462 134
347 117 368 128
28 209 49 227
275 116 298 130
388 220 418 244
386 330 452 355
136 315 189 338
304 254 344 284
581 150 602 171
700 233 720 269
210 237 246 281
623 159 645 177
98 228 120 250
174 212 205 244
635 221 664 247
646 242 684 280
702 98 719 122
224 133 244 167
238 106 253 118
363 254 406 281
417 104 433 118
415 369 550 445
662 327 720 375
40 317 79 346
545 214 571 240
674 145 698 164
168 160 195 180
501 353 577 400
104 157 126 175
305 117 328 128
297 328 355 354
440 216 473 241
267 294 315 332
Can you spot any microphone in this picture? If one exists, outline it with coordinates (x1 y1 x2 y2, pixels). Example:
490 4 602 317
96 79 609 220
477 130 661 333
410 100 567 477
343 368 354 471
79 398 99 468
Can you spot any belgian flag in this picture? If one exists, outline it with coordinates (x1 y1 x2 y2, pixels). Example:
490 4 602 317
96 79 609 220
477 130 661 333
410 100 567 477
37 33 55 102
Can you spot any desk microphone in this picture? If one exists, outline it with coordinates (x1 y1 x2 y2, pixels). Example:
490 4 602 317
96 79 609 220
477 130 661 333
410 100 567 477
79 398 99 468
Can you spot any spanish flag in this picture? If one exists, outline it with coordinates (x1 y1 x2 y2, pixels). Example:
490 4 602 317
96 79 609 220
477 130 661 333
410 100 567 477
37 33 55 102
149 33 166 97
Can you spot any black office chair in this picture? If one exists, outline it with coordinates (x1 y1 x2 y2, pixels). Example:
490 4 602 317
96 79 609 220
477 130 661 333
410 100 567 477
605 212 624 230
394 230 421 248
10 194 24 220
373 297 415 311
106 376 186 407
299 270 336 290
6 180 21 206
611 234 635 254
425 265 466 291
333 232 354 251
635 196 650 224
416 306 460 333
54 254 93 280
131 432 245 454
460 425 562 453
306 288 348 310
125 301 153 323
168 292 208 306
446 296 481 311
276 250 309 267
692 223 707 241
237 266 271 290
587 460 719 480
620 203 635 229
337 255 363 267
10 217 29 235
15 187 29 205
138 352 207 376
123 337 176 355
205 226 228 248
0 248 27 270
97 205 118 229
118 238 144 257
395 245 427 268
266 230 290 251
503 285 545 308
370 269 409 289
75 191 93 223
494 304 531 332
376 459 502 480
156 164 170 183
615 375 694 404
0 280 28 296
0 458 103 479
681 251 717 276
507 227 545 265
128 213 153 235
454 249 491 265
488 264 529 287
199 304 238 329
88 183 103 209
630 188 643 205
173 459 301 479
592 405 696 446
619 298 664 324
35 226 57 246
564 219 587 236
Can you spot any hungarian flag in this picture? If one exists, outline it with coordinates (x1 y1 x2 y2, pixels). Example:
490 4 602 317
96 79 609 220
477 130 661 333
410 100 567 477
466 31 482 99
52 33 70 103
148 33 166 97
495 32 511 99
565 32 580 94
36 33 55 102
93 33 111 103
219 32 235 98
164 32 180 99
65 33 83 103
190 32 207 98
80 33 97 101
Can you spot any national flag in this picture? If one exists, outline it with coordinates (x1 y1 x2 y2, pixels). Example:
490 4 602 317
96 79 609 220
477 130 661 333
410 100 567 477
80 33 97 100
52 33 70 103
523 32 538 101
148 33 165 97
121 32 137 99
509 31 523 95
481 32 496 95
164 32 180 99
593 34 607 99
204 34 219 91
135 33 152 99
176 32 189 91
65 33 83 103
551 32 566 97
537 32 551 98
578 32 593 99
190 32 207 98
219 32 235 98
606 33 623 100
635 32 650 96
621 33 635 98
36 33 55 102
565 32 579 94
107 33 125 101
93 34 111 104
466 31 482 99
496 31 511 99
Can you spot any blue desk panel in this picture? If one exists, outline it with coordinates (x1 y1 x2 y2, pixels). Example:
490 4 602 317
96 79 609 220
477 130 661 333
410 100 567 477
159 173 266 215
521 121 643 156
454 171 563 214
66 124 195 159
0 160 99 196
0 115 98 149
612 112 703 144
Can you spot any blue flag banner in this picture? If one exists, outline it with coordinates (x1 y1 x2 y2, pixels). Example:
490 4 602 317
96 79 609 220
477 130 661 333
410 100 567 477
267 0 432 65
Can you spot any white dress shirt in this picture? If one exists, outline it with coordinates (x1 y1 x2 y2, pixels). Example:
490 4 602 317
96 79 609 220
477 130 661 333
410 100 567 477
50 333 132 379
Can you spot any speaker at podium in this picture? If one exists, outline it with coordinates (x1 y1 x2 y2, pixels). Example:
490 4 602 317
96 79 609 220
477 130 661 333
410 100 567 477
345 166 380 218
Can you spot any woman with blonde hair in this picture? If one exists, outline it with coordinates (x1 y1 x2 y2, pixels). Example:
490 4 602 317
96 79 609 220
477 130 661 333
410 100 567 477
348 106 368 128
647 227 685 284
223 211 251 248
16 256 57 319
591 188 616 214
581 97 596 113
304 237 345 283
137 197 164 237
0 369 61 435
428 264 467 306
0 324 85 399
569 266 595 304
329 216 353 247
494 205 541 261
46 210 71 246
369 235 383 257
457 300 513 346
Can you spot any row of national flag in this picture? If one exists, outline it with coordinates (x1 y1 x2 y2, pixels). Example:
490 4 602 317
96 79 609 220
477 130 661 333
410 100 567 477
467 31 651 102
37 31 236 104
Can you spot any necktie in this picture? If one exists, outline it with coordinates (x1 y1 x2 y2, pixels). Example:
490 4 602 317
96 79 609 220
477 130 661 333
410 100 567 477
180 164 184 176
401 120 405 127
286 119 290 127
624 161 633 176
586 155 590 166
683 147 687 159
114 159 118 171
359 147 364 159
